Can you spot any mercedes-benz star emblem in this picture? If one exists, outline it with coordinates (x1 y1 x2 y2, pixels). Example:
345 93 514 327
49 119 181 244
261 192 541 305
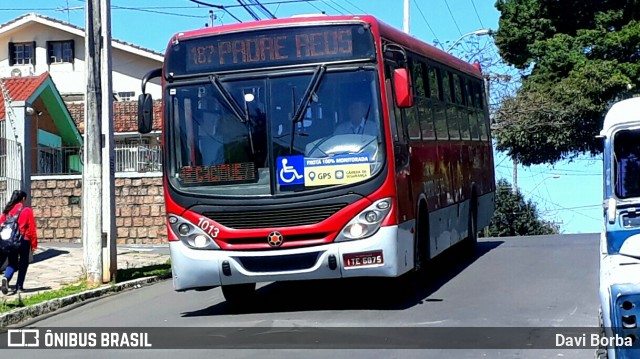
267 231 283 247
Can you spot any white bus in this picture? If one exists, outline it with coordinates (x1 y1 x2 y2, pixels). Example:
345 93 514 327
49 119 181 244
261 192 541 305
598 97 640 358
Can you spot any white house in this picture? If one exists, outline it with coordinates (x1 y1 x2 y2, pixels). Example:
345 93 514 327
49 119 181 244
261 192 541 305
0 13 163 100
0 13 165 185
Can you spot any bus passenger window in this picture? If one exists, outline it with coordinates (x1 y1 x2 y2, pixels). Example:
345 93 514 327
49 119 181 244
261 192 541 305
478 110 489 141
419 98 436 140
447 104 460 139
468 107 480 140
406 106 421 140
434 104 448 140
429 67 439 99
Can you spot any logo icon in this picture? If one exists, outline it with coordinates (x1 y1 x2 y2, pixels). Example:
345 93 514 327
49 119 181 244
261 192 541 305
267 231 284 247
8 329 39 347
276 156 305 186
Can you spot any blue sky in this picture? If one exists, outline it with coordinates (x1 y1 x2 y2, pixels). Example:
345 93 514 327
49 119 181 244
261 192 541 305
2 0 603 234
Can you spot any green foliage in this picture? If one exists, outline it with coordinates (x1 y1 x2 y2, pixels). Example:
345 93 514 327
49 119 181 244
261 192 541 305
493 0 640 165
0 281 88 314
482 179 559 237
115 260 172 283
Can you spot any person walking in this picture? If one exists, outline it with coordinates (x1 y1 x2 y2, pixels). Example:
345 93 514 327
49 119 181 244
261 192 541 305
0 190 37 294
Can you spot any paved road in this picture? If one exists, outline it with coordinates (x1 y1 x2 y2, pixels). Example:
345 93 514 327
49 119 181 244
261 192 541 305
5 234 600 358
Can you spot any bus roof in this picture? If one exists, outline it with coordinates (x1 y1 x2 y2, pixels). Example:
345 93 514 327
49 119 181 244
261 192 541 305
170 15 483 79
601 97 640 136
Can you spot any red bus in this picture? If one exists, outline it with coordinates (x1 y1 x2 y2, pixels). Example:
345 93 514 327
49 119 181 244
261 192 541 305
138 15 495 303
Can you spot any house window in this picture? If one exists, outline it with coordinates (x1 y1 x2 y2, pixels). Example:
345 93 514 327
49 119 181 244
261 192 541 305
47 40 74 64
116 91 136 101
8 42 36 66
38 147 62 174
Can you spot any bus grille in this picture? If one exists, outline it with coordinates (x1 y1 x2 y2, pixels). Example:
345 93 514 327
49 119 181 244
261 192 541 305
203 203 346 229
236 252 321 272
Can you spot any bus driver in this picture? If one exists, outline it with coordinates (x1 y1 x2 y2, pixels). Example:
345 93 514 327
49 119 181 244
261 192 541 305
333 100 377 136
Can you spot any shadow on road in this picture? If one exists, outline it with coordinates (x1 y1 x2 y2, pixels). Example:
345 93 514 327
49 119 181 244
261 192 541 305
181 240 503 317
33 249 70 263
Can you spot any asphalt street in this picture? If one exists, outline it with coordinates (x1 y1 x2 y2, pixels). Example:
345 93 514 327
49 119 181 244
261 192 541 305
4 233 600 358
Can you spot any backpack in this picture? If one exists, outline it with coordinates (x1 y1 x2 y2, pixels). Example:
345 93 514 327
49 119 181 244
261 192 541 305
0 207 24 252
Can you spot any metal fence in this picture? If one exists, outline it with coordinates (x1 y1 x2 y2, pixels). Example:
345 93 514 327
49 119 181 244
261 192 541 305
0 138 23 204
31 144 162 175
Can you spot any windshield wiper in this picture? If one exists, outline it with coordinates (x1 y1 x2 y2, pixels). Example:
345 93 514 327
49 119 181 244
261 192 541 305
209 75 255 154
289 65 326 154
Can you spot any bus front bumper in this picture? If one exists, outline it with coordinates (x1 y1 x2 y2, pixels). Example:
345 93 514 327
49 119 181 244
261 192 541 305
169 225 413 291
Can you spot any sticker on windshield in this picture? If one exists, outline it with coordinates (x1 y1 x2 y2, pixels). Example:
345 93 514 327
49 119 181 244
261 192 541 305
304 154 371 187
277 155 305 186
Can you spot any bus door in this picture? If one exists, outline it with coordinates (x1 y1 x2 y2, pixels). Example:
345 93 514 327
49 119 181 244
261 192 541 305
384 61 414 224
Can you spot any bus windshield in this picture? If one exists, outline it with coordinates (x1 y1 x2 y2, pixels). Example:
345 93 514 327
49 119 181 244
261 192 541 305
167 68 384 196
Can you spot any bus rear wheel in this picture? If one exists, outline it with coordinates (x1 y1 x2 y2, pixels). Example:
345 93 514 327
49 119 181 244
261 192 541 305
221 283 256 304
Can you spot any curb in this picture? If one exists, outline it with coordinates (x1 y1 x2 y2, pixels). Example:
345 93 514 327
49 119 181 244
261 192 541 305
0 274 170 328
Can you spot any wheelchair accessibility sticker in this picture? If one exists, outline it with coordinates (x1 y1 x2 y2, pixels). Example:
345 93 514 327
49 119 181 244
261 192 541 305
277 155 305 185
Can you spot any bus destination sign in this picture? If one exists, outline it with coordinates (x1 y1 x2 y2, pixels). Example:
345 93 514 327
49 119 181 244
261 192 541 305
167 25 375 75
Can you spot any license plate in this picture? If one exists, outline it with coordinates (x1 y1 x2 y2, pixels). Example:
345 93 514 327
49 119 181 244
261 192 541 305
343 251 384 268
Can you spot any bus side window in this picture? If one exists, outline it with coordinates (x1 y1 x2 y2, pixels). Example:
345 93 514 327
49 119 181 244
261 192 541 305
473 82 488 141
433 68 448 140
467 80 480 140
456 74 470 140
419 98 436 140
444 71 460 140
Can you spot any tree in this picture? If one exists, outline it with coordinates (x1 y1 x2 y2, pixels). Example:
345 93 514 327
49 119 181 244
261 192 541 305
482 179 560 237
492 0 640 165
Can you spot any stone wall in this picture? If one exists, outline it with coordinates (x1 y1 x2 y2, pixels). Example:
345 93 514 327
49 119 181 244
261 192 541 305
30 176 167 244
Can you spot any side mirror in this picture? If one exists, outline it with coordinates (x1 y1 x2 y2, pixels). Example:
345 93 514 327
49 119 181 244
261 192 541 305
138 94 153 134
393 68 414 108
607 197 617 224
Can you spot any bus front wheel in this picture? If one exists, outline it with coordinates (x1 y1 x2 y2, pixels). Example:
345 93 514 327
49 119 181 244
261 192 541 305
221 283 256 304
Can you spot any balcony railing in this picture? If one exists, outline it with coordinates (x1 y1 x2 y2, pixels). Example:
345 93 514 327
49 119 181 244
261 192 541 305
27 144 162 176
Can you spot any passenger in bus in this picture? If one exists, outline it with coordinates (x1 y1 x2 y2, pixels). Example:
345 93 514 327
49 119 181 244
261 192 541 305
197 110 225 166
333 100 377 136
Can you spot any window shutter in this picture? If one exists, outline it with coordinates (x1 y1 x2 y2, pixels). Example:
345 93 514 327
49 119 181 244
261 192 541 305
8 42 15 66
32 41 36 66
46 41 52 65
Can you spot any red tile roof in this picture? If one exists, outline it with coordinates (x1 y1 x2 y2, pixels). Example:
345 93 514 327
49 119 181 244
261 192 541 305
66 101 163 134
0 72 49 119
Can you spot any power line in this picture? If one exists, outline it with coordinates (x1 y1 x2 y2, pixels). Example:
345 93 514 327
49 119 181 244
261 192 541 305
470 0 484 28
319 0 344 15
327 0 352 15
304 0 326 14
187 0 243 22
442 0 462 36
412 0 441 47
247 0 277 19
237 0 261 20
343 0 367 14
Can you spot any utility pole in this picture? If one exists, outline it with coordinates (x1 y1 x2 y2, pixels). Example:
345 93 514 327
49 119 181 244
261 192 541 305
403 0 410 34
209 10 215 27
101 0 117 283
83 0 103 286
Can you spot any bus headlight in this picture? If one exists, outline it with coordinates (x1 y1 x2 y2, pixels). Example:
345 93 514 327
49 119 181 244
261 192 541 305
168 214 220 250
335 198 392 242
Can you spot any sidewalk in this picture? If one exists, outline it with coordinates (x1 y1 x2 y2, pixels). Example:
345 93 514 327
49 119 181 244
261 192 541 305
1 242 170 300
